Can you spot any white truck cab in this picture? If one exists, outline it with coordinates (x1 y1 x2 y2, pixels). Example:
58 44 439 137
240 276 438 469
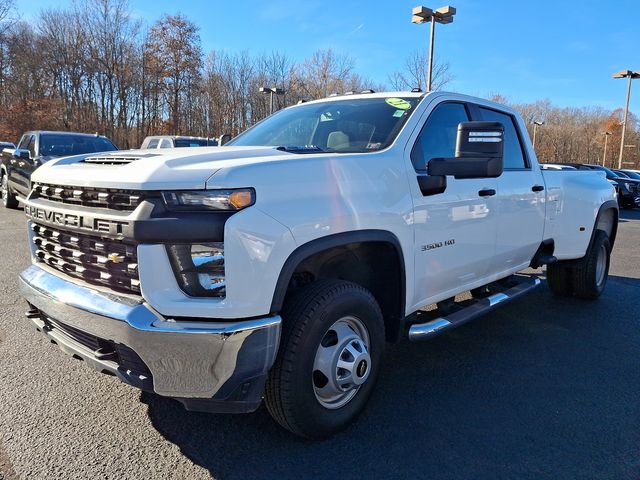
19 91 617 438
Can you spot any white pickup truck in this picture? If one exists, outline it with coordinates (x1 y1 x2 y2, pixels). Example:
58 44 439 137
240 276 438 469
19 91 617 438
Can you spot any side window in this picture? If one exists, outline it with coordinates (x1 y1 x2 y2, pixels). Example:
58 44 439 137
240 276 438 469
159 139 172 148
411 103 469 171
479 107 527 169
17 135 30 150
147 139 159 149
26 136 36 158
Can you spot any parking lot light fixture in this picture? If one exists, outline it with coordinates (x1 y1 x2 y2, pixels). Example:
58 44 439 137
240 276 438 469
259 87 285 115
532 120 544 149
612 69 640 169
411 5 456 92
602 131 612 166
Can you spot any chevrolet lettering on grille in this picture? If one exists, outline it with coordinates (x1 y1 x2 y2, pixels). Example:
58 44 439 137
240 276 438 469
25 206 129 236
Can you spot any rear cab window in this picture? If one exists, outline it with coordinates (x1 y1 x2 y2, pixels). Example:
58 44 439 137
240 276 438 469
478 107 528 170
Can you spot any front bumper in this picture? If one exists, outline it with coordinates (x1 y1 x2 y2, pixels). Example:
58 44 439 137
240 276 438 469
19 265 281 413
619 192 640 208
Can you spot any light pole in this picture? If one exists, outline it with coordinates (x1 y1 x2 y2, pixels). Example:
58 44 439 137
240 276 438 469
259 87 285 115
532 120 544 149
411 5 456 92
601 131 612 166
612 69 640 169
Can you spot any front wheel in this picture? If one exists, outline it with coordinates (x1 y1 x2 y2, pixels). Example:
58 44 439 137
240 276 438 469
1 171 19 209
265 279 385 439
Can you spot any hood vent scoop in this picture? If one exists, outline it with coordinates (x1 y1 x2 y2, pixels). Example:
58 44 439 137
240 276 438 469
82 153 160 165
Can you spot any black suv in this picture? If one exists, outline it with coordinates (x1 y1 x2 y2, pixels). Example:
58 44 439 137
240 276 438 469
1 131 117 208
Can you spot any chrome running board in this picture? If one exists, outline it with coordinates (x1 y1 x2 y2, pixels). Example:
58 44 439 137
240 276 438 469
408 276 541 342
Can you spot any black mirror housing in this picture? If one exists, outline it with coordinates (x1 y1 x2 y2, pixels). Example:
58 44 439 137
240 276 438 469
13 148 30 160
428 121 504 179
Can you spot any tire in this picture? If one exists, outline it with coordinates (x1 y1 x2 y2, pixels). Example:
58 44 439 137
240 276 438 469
572 230 611 300
265 279 385 439
546 262 573 297
1 170 19 209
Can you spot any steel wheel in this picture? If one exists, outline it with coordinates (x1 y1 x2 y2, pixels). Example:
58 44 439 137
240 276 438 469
312 315 371 409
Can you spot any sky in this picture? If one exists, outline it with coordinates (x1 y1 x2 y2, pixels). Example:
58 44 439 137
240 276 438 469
14 0 640 115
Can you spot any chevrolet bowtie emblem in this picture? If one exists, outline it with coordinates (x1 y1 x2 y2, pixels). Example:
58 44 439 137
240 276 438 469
107 253 124 263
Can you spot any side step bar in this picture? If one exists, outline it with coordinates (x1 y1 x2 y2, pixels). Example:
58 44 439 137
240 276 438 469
408 277 541 342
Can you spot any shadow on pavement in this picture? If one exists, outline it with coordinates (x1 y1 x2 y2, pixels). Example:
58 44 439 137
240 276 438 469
142 276 640 480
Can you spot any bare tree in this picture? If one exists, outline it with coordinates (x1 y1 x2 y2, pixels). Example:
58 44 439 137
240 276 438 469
388 50 452 91
145 14 201 134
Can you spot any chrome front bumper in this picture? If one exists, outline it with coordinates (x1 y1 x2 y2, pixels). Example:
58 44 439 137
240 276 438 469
19 265 281 410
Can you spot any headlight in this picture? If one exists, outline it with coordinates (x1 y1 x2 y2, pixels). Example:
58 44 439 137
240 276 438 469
162 189 255 211
166 243 225 297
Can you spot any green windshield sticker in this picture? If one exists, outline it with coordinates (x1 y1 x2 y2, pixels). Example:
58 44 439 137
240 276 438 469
385 98 412 110
393 109 405 117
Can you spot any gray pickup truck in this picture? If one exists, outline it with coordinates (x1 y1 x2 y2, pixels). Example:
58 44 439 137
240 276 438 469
1 131 117 208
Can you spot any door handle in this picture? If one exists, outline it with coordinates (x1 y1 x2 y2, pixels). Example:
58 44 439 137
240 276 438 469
478 189 496 197
532 185 545 192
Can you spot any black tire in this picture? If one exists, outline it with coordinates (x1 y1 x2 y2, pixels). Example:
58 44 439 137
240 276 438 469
572 230 611 300
546 262 573 297
1 170 18 209
265 279 385 439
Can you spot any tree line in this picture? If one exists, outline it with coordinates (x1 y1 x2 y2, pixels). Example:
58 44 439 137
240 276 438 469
0 0 637 168
502 96 640 169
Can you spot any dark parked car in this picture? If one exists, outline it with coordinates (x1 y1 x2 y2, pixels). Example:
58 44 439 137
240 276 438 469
1 131 117 208
0 141 16 151
561 163 640 209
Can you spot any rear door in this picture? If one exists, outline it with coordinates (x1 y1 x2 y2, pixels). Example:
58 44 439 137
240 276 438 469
477 106 545 272
408 101 499 308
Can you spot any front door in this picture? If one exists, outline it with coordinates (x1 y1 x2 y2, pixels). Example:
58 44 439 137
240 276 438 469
11 134 33 197
408 101 499 311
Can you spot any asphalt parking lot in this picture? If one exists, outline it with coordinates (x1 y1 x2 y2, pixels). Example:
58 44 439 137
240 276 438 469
0 206 638 480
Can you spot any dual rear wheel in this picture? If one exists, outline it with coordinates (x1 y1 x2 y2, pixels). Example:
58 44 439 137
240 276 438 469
547 229 611 300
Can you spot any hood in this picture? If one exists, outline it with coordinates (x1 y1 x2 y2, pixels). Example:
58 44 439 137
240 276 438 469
31 146 295 190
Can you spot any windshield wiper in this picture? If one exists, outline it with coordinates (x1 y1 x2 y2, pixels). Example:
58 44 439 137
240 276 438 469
276 145 325 154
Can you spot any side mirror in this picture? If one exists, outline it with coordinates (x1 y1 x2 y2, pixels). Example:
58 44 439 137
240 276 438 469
13 148 30 160
219 133 232 146
428 121 504 179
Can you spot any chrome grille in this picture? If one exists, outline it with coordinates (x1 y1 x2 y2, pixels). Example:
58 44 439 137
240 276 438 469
31 222 140 294
31 183 153 211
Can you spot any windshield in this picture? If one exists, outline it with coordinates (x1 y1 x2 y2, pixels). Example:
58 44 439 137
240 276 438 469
40 134 117 157
228 96 420 153
622 170 640 180
599 166 619 178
